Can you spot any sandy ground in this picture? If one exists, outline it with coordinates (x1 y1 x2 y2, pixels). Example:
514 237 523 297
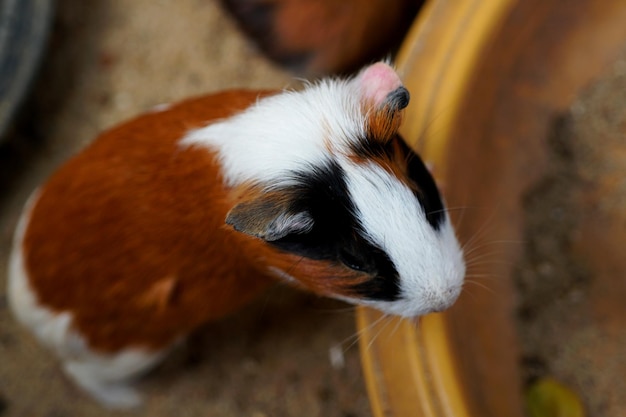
0 1 371 416
516 50 626 417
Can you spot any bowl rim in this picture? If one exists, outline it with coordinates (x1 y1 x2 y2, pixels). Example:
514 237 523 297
356 1 518 416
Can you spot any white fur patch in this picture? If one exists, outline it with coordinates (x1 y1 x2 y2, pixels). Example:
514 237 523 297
7 191 167 409
181 80 366 188
344 162 465 316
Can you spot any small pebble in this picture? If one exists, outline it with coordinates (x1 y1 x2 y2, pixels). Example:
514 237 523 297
329 344 345 369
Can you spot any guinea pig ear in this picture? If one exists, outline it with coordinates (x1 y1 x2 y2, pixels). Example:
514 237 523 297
226 196 314 242
356 62 410 142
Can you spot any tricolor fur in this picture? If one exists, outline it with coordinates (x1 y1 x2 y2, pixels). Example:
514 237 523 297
8 63 464 408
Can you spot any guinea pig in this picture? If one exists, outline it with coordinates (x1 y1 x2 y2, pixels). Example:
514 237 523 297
7 62 465 408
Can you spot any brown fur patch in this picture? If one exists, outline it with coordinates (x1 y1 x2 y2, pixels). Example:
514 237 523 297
261 251 372 299
220 0 423 75
365 104 405 143
22 91 284 352
349 135 412 186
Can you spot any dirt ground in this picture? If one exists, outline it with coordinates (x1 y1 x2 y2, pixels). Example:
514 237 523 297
0 1 371 416
516 50 626 417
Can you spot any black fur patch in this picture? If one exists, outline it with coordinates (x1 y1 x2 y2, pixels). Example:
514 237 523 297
269 160 401 301
396 138 446 230
351 136 395 160
385 86 410 111
348 246 401 301
350 135 445 230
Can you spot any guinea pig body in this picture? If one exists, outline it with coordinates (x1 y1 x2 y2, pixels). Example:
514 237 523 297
8 63 465 408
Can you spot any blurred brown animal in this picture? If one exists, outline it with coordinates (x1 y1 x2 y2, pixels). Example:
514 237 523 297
220 0 424 75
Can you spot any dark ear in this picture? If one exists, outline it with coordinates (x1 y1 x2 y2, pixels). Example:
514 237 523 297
226 196 314 242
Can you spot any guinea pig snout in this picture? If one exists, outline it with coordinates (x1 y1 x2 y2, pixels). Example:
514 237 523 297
427 284 463 313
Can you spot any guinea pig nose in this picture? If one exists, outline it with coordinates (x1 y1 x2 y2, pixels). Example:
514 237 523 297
430 285 462 313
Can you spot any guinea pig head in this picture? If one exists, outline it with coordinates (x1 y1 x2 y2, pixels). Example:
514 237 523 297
187 62 465 318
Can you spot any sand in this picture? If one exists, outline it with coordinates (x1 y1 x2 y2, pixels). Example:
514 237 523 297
516 49 626 417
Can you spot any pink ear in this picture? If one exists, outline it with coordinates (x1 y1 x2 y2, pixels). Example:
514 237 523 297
356 62 408 142
356 62 403 108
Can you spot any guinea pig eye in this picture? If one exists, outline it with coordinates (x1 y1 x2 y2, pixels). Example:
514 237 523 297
338 249 368 272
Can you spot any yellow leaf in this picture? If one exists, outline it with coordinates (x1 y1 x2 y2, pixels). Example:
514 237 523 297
526 377 586 417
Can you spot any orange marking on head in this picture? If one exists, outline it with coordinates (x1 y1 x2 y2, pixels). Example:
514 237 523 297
365 103 405 143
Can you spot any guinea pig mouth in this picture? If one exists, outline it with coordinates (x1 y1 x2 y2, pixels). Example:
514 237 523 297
412 282 466 316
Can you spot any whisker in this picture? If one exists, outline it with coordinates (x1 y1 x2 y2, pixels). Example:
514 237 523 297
311 304 357 315
464 279 496 295
464 273 505 281
389 314 405 339
413 103 454 151
409 315 422 330
465 255 514 268
341 311 389 352
463 237 510 258
460 286 479 302
464 247 507 259
427 205 476 216
363 313 394 353
285 256 306 275
463 239 523 257
460 204 504 254
465 256 513 270
452 186 471 232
